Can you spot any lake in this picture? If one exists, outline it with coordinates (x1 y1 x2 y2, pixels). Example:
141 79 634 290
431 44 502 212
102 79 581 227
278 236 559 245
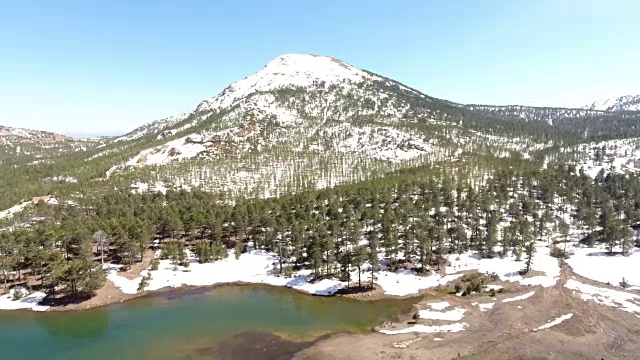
0 285 417 359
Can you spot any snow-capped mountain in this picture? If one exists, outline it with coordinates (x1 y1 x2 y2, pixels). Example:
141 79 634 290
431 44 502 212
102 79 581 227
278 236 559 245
585 95 640 112
6 53 634 200
195 54 375 112
5 53 640 202
100 54 558 197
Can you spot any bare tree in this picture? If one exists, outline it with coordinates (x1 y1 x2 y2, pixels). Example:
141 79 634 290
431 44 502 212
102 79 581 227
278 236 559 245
92 230 109 265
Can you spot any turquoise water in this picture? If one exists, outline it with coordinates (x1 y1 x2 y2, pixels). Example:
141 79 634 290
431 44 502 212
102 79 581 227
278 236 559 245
0 285 415 359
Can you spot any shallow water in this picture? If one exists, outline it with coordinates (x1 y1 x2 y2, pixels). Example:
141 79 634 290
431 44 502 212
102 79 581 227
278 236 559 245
0 284 416 359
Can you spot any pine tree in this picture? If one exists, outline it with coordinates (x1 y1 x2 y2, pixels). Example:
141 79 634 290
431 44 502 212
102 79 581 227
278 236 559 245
92 230 109 265
195 240 212 263
524 239 535 274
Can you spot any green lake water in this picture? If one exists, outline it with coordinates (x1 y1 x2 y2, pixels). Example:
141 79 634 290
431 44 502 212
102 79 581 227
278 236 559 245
0 285 417 359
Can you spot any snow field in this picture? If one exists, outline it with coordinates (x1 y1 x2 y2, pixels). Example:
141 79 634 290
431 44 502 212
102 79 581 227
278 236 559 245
107 249 464 297
446 244 560 288
565 279 640 316
566 246 640 287
107 240 565 302
0 288 49 311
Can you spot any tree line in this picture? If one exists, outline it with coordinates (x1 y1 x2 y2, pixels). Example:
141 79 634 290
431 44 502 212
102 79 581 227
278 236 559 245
1 161 639 298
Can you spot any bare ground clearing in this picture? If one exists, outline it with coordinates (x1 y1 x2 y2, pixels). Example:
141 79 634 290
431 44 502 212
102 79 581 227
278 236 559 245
294 261 640 360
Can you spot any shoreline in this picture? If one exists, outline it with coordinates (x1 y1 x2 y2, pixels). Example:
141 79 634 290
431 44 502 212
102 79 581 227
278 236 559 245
43 278 428 312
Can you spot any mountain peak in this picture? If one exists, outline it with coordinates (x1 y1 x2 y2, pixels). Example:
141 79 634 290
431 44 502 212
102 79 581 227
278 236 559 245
585 94 640 112
264 53 355 72
195 54 369 112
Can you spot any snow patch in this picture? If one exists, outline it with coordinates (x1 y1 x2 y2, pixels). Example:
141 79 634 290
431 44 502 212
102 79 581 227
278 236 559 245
565 279 640 315
419 307 466 321
0 202 30 220
0 288 49 311
534 313 573 331
427 301 451 311
380 323 468 335
472 302 495 311
446 245 560 288
502 291 536 303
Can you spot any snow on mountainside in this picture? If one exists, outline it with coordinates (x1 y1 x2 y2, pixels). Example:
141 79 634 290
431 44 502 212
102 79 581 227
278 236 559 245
0 125 70 144
585 95 640 112
0 125 106 165
113 54 453 168
557 137 640 178
195 54 372 112
100 53 639 198
104 54 491 196
113 112 192 143
465 105 604 125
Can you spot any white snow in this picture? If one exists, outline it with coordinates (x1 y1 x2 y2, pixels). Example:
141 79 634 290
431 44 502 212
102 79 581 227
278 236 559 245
113 112 191 143
130 181 168 194
472 302 495 311
427 301 451 311
380 322 468 335
566 246 640 287
502 291 536 303
44 176 77 183
446 244 560 288
0 288 49 311
0 202 30 220
107 249 345 296
375 271 462 297
125 135 209 166
107 250 465 298
585 95 640 112
419 307 466 321
565 279 640 315
534 313 573 331
563 137 640 178
196 54 370 112
321 123 434 162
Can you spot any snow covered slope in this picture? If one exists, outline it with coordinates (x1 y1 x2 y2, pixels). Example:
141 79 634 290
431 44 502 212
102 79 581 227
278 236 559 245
195 54 372 112
107 54 520 196
556 137 640 177
0 125 107 165
585 95 640 112
91 54 640 198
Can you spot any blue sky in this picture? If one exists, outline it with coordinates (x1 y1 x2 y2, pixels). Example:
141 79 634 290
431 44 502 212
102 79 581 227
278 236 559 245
1 0 639 134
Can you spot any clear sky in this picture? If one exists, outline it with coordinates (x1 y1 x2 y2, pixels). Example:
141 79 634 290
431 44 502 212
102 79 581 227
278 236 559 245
1 0 639 134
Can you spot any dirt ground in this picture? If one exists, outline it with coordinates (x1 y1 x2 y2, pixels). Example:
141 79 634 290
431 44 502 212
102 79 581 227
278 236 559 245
50 249 155 311
294 260 640 360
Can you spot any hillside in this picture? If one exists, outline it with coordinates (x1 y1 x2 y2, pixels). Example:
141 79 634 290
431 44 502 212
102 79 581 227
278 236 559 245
91 54 558 199
0 125 108 166
1 54 639 209
585 94 640 112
